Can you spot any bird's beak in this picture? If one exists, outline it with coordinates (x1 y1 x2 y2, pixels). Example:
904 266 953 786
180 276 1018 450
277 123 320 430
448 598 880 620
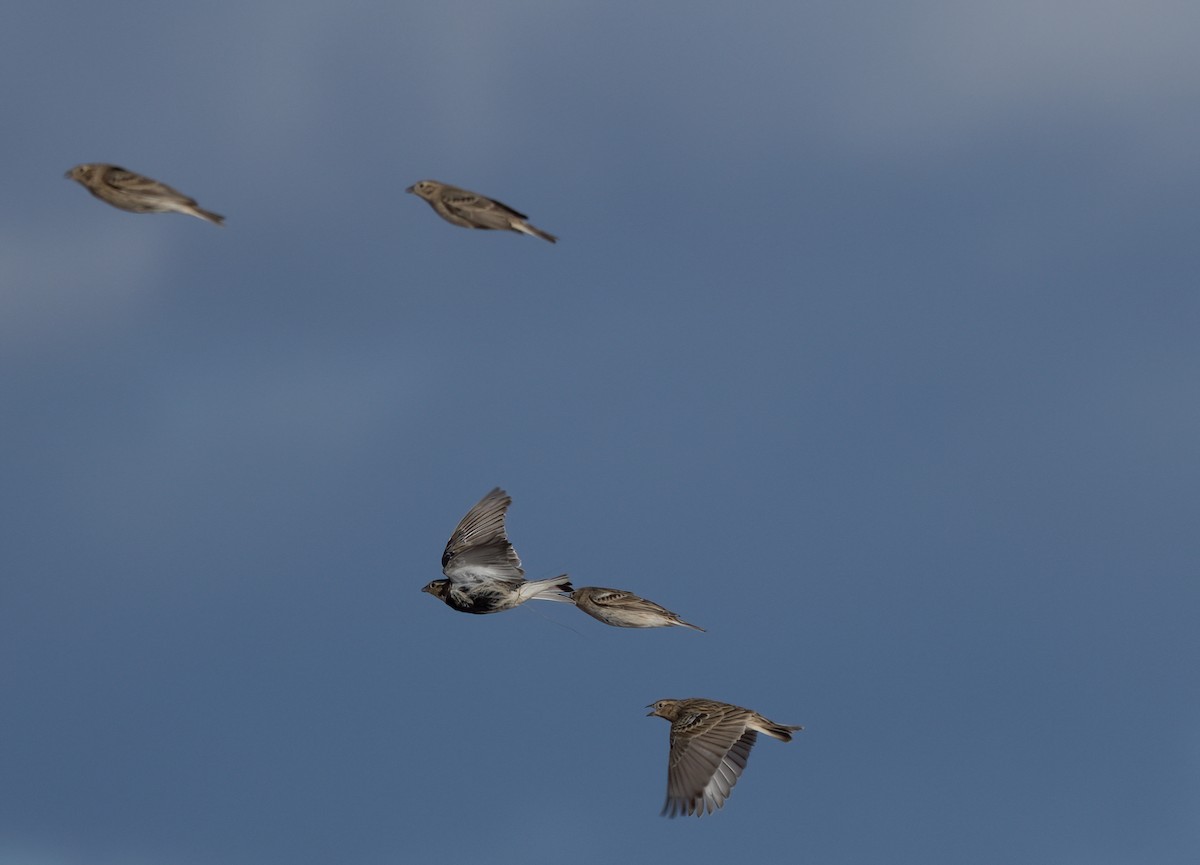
404 185 415 194
645 704 656 716
63 170 72 179
420 584 431 593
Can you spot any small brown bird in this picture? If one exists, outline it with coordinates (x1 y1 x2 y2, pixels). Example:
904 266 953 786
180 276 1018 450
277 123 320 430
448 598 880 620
571 586 704 631
422 487 573 614
406 179 556 243
647 698 802 817
65 163 224 225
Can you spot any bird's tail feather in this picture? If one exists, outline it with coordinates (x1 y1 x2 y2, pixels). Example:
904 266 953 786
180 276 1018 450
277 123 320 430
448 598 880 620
190 206 225 226
521 573 574 602
756 718 805 742
515 221 557 243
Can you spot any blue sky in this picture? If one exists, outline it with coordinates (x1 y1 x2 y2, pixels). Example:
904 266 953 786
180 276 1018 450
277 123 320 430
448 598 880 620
3 2 1199 863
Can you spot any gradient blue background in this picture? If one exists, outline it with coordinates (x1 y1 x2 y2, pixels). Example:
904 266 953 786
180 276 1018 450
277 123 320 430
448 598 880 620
3 2 1199 863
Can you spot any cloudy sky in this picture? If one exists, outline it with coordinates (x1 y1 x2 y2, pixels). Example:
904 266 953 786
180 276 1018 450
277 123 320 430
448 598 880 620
3 2 1199 863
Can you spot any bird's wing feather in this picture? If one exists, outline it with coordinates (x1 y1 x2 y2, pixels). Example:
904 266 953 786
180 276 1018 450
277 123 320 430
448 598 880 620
442 191 528 221
700 730 755 811
104 169 189 201
103 168 142 186
480 197 528 219
665 712 756 816
441 488 524 581
585 588 641 606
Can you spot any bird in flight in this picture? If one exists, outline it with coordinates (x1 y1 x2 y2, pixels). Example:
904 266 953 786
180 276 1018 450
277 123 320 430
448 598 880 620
65 163 224 225
422 487 572 614
571 586 704 631
406 179 556 243
647 698 802 817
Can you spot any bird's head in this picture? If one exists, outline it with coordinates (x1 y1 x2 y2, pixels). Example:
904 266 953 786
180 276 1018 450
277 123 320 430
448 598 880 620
406 180 440 200
65 164 96 183
647 699 679 720
421 579 450 600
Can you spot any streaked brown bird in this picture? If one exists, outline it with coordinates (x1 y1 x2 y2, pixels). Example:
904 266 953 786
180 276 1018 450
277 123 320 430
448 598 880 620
571 586 704 631
406 179 556 243
421 487 573 614
647 698 803 817
65 163 224 225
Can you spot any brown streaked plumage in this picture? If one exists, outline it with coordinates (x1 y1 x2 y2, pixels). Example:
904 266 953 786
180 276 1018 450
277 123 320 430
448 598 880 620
421 487 573 615
571 586 704 631
647 698 802 817
65 163 224 225
405 179 556 243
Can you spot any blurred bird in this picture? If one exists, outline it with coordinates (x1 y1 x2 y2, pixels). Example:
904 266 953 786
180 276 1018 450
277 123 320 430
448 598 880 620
571 586 704 631
406 179 556 243
65 163 224 225
647 698 803 817
422 487 573 614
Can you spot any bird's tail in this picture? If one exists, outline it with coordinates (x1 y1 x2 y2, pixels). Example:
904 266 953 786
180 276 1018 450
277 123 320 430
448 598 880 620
515 221 557 244
754 716 805 742
521 573 574 602
188 205 225 226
